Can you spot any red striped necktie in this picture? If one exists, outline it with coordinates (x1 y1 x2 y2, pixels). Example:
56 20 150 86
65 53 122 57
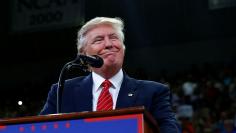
97 80 113 111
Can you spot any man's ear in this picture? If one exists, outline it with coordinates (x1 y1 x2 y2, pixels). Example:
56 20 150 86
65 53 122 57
83 51 87 55
82 45 89 55
79 47 86 55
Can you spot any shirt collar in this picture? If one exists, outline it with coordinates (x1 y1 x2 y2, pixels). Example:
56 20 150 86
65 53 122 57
92 69 123 92
109 69 123 90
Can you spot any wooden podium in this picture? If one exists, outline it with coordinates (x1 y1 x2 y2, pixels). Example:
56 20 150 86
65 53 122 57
0 106 159 133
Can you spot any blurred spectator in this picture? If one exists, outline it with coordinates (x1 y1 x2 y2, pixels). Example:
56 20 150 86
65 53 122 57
177 104 194 119
182 74 197 97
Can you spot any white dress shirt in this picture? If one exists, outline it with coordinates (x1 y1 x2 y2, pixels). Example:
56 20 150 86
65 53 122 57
92 69 123 111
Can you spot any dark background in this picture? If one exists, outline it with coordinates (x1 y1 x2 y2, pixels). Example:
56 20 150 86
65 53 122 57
0 0 236 117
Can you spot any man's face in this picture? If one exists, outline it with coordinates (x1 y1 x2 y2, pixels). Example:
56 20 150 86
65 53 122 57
83 24 125 71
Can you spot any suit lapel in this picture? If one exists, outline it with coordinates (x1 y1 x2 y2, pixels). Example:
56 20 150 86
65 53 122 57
116 74 139 109
74 74 93 112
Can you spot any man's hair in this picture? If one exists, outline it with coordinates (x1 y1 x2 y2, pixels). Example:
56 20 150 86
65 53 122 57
76 17 125 54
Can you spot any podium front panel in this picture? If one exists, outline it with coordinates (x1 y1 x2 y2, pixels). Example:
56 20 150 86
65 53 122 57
0 114 144 133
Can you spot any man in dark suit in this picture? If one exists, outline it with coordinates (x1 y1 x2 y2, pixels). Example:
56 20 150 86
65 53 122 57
40 17 180 132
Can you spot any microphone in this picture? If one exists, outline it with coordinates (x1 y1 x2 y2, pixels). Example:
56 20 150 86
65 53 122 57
74 55 104 68
57 54 103 113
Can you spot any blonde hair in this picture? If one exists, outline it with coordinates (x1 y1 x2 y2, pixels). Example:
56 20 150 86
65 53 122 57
76 17 125 54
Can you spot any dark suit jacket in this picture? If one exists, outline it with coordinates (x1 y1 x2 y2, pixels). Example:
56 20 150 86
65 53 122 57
40 73 180 133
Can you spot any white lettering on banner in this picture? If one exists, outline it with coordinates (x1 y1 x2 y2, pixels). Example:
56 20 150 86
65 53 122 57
17 0 79 12
29 11 63 26
10 0 84 32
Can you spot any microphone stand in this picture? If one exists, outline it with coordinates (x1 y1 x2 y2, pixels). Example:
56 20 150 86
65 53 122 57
57 58 88 113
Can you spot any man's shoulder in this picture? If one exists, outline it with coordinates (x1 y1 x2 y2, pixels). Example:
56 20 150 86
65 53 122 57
138 79 167 87
65 76 88 83
51 74 91 87
126 75 169 91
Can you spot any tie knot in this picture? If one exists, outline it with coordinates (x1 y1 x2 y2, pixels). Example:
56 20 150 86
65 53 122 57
102 79 112 89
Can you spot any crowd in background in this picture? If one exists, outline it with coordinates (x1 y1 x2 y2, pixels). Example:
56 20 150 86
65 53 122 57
0 61 236 133
158 62 236 133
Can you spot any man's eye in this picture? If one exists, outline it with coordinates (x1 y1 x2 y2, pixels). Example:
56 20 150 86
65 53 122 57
110 35 118 40
93 38 103 44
